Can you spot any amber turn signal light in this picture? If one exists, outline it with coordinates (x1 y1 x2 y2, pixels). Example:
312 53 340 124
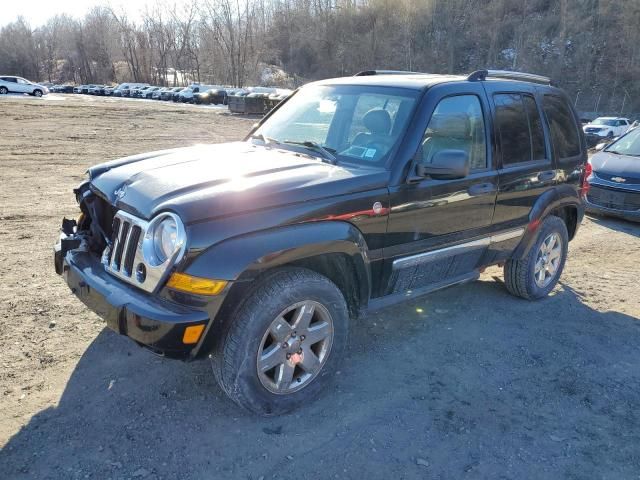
183 324 205 344
166 272 227 295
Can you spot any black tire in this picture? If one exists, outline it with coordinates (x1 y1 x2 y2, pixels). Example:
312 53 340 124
33 89 43 97
0 86 8 94
211 267 349 415
504 215 569 300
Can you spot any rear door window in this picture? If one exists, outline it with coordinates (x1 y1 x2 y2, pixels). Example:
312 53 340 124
542 95 581 159
494 93 533 165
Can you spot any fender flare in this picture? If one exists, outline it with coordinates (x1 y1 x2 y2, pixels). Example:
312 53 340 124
512 185 584 260
184 221 372 307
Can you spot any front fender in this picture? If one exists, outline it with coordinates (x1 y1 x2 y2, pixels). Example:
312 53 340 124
183 220 372 302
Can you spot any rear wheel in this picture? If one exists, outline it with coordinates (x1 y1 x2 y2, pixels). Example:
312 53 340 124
211 268 349 415
504 215 568 300
33 89 43 97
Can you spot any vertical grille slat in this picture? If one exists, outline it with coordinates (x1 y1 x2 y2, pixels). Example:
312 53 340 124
108 217 121 265
112 221 130 271
123 226 142 275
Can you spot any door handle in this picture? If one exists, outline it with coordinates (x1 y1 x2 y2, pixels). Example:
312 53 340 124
538 171 556 182
468 183 497 196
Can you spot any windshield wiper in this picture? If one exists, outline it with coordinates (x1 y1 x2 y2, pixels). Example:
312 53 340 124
282 140 337 164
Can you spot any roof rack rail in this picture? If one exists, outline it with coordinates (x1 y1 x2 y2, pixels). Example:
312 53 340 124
467 69 552 85
354 70 426 76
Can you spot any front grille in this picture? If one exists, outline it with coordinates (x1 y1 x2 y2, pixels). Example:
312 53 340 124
109 216 143 276
103 210 184 293
594 172 640 185
587 186 640 211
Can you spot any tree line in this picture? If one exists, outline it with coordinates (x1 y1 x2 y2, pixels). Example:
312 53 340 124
1 0 638 115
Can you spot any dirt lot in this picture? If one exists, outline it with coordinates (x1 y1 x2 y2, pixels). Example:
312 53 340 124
1 94 640 479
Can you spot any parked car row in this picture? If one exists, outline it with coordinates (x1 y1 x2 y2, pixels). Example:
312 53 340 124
11 78 294 114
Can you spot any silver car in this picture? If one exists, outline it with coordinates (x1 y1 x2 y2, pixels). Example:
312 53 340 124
0 76 49 97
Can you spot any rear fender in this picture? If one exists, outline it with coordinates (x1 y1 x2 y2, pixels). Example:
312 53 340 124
512 185 583 260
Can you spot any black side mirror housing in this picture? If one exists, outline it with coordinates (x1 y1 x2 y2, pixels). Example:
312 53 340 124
416 149 470 180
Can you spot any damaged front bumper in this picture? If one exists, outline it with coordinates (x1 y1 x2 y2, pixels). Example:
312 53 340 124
54 228 213 359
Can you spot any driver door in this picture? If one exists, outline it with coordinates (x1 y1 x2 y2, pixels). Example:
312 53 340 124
383 84 498 295
16 78 30 93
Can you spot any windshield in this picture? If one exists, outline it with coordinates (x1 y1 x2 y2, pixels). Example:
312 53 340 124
605 127 640 156
253 84 419 166
593 118 616 126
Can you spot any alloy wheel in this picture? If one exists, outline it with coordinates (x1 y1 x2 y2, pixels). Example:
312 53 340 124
534 232 563 288
257 300 333 394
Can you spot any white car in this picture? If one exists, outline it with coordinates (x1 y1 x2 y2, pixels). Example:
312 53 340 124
0 76 49 97
583 117 631 139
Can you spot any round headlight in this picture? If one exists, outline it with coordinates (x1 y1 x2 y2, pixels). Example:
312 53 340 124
153 217 178 263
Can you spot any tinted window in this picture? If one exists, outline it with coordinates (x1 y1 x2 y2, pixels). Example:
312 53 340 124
494 93 532 165
419 95 487 170
523 95 546 161
542 95 581 159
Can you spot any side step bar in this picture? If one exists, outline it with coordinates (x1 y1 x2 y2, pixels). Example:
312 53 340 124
362 271 480 316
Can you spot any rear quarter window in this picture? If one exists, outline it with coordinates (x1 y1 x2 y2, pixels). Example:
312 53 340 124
542 95 581 159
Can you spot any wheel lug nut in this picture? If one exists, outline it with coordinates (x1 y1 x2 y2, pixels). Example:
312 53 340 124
282 342 288 349
300 335 305 341
286 353 291 359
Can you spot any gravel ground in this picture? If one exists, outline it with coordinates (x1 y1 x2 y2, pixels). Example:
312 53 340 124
1 94 639 480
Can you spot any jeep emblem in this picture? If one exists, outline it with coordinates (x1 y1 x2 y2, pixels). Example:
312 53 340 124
114 185 127 199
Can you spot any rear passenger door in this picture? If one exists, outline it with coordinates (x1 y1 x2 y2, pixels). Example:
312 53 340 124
485 84 556 229
2 77 18 93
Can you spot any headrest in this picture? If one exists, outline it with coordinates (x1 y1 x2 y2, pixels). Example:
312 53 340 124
428 114 471 138
363 109 392 135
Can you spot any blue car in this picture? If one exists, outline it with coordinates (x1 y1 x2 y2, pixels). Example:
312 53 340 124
585 126 640 222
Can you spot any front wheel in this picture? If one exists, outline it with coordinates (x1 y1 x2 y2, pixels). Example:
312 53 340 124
504 215 569 300
211 268 349 415
0 86 7 94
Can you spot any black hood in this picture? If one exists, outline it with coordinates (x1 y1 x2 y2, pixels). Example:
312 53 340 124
89 142 389 223
590 150 640 184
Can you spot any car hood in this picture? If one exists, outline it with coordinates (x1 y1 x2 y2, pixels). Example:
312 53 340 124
89 142 389 223
590 150 640 184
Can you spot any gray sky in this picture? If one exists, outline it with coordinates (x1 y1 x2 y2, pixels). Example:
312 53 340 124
2 0 153 27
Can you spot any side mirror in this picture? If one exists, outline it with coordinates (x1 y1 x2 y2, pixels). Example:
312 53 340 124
416 149 470 180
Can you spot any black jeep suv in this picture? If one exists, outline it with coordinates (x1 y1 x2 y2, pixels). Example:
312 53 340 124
54 69 587 415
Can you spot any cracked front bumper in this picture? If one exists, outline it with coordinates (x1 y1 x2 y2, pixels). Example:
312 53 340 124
54 238 212 359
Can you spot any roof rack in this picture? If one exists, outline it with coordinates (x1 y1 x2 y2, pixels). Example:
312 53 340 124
354 70 426 76
467 69 552 85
